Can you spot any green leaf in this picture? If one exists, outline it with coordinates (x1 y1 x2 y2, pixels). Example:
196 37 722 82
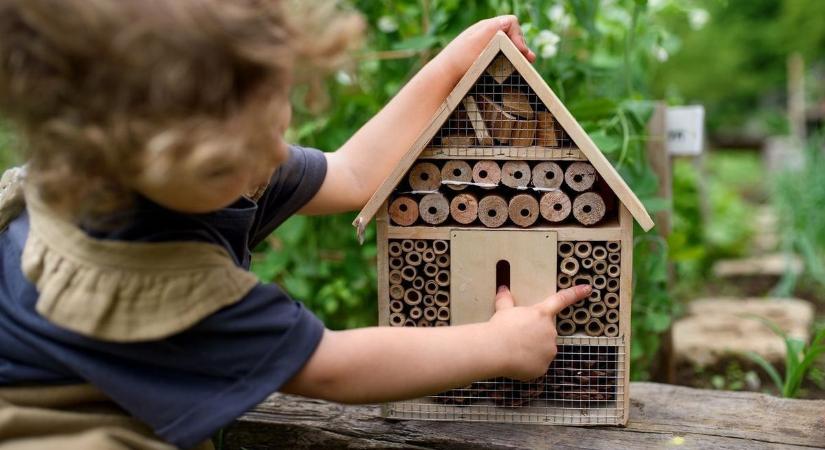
745 351 784 394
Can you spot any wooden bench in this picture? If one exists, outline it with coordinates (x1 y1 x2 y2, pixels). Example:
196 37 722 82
223 382 824 449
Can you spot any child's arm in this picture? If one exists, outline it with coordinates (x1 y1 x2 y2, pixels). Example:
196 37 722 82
300 16 536 215
281 285 588 403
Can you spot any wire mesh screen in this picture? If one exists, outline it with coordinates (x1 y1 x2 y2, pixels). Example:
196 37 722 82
431 52 574 150
386 337 626 425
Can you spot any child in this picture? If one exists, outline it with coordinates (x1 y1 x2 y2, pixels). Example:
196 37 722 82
0 1 590 449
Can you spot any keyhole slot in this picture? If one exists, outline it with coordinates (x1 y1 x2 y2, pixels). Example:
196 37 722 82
496 260 511 291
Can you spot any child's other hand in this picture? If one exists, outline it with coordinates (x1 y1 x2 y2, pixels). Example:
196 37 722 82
439 15 536 80
488 285 591 381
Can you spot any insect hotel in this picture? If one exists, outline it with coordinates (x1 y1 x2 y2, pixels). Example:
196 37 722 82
353 31 654 426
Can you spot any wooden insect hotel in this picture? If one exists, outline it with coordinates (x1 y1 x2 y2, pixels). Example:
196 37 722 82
353 31 654 426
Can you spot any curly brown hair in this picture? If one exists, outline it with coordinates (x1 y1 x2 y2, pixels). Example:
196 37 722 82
0 0 362 221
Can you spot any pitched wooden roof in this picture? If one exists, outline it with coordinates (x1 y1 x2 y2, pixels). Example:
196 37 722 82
353 31 654 239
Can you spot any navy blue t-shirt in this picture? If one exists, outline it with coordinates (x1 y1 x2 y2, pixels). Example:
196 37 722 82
0 145 328 448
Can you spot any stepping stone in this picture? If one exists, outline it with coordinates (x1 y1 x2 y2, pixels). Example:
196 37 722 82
673 297 814 366
713 253 802 279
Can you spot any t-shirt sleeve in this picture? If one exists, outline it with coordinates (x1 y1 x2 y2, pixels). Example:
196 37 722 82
249 145 328 247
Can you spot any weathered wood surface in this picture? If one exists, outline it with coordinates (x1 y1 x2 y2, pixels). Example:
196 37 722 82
224 382 825 450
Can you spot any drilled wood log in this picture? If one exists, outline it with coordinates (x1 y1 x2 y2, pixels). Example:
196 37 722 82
472 160 501 188
441 160 473 190
532 162 564 189
536 111 558 147
604 323 619 337
480 94 515 143
558 241 574 258
418 193 449 225
510 119 536 146
501 161 531 189
388 197 418 226
560 257 580 276
589 302 607 318
557 273 572 289
605 307 620 324
538 191 571 223
573 192 606 226
478 194 508 228
486 54 515 83
408 162 441 191
586 318 605 336
450 192 478 225
574 242 593 259
462 96 494 146
441 135 476 147
508 193 539 227
604 293 620 308
564 162 597 192
557 318 576 336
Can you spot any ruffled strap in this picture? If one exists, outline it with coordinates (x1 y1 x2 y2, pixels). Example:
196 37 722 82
21 190 259 342
0 166 26 232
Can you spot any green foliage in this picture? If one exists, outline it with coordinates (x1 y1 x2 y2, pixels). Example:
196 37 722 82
0 122 19 170
746 319 825 398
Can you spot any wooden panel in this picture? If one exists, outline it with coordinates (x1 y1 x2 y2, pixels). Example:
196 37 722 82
450 230 556 325
420 146 585 160
619 204 633 425
376 203 390 327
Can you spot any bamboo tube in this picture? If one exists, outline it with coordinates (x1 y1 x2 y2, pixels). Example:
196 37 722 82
589 302 607 318
501 87 534 119
573 274 592 286
421 248 436 263
390 257 404 270
388 270 403 285
389 312 405 327
390 299 404 313
572 307 590 325
501 161 531 189
472 160 501 187
558 241 575 258
419 193 450 225
558 305 574 320
388 241 403 257
564 162 597 192
435 270 450 287
389 284 405 300
423 263 439 278
607 264 621 278
404 251 422 267
572 192 606 226
423 294 435 307
536 111 558 147
401 265 417 281
574 242 593 258
604 323 619 337
511 119 537 146
604 293 620 308
605 308 619 324
424 306 438 322
585 318 605 337
437 306 451 322
588 289 601 303
592 275 607 290
441 135 475 147
412 276 425 290
389 197 419 226
593 260 608 275
592 245 608 261
417 318 431 327
581 258 594 270
480 94 515 143
405 319 417 327
434 290 450 307
462 96 494 146
560 257 580 276
433 240 449 255
435 320 450 327
478 194 508 228
401 240 415 252
539 191 572 223
441 160 473 191
404 289 422 306
557 273 572 289
532 162 564 189
435 254 450 268
414 240 428 252
409 306 423 320
450 192 478 225
508 193 539 227
606 278 620 293
408 162 441 191
606 241 621 252
608 252 621 264
557 319 576 336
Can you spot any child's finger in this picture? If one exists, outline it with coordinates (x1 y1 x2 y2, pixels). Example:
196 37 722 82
494 285 515 311
496 16 534 62
539 285 591 315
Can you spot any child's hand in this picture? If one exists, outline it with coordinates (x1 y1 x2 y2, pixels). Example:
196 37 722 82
488 285 591 381
439 15 536 80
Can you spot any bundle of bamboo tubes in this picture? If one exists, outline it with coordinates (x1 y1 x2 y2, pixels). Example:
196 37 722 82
555 240 621 337
388 239 451 328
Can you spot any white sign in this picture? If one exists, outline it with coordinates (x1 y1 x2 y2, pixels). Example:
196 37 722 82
666 105 705 156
